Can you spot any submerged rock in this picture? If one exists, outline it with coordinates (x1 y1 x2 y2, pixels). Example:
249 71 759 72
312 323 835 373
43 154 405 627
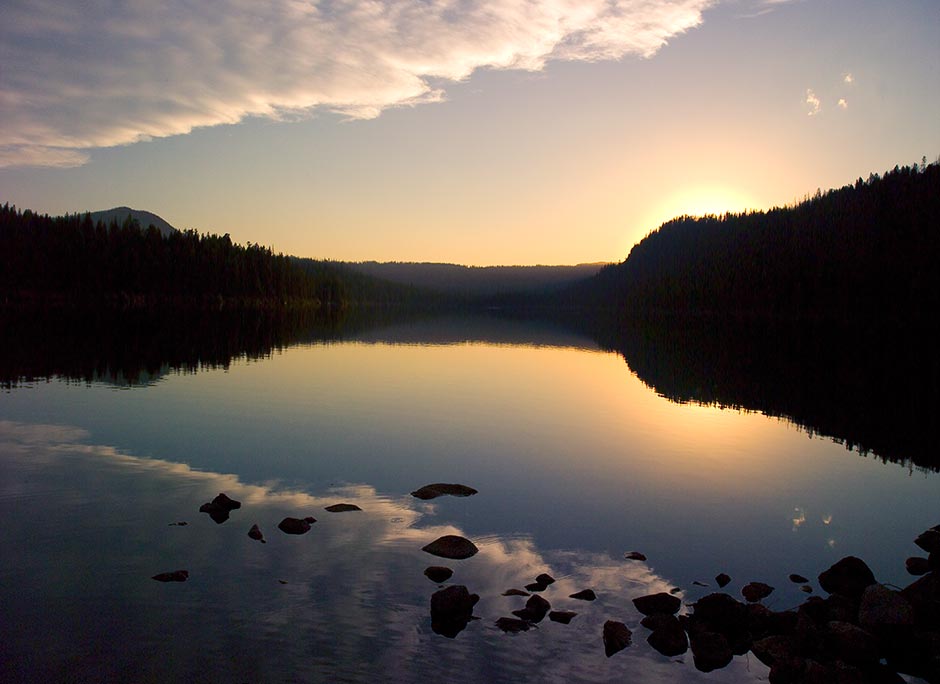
424 566 453 583
789 573 809 584
549 610 577 624
324 503 362 512
715 573 731 588
569 589 596 601
603 620 632 657
198 492 242 524
411 483 478 500
430 585 479 638
633 592 681 616
152 570 189 582
495 617 530 633
278 517 314 535
742 582 774 603
502 588 530 597
818 556 876 599
247 523 266 543
513 595 551 623
422 535 479 560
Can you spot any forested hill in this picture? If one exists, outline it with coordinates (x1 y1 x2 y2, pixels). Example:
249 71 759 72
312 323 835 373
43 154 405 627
347 261 607 297
576 161 940 319
0 205 422 309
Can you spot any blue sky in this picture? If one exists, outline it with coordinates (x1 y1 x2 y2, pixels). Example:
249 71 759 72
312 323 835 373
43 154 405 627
1 0 938 265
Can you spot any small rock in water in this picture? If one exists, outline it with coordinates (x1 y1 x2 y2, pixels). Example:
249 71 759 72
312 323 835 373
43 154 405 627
422 535 479 560
324 503 362 512
495 617 530 633
168 521 188 526
525 581 548 592
670 587 683 594
633 592 681 616
278 580 288 584
512 595 551 623
535 573 555 586
715 573 731 588
624 551 647 561
690 631 733 672
152 570 189 582
424 566 454 583
549 610 577 624
569 589 597 601
800 585 813 593
278 517 313 535
502 588 530 597
647 617 688 657
818 556 876 599
692 581 709 587
430 585 479 638
742 582 774 603
789 573 809 584
914 528 940 554
411 483 478 500
603 620 632 657
199 492 242 524
906 556 930 576
248 523 266 543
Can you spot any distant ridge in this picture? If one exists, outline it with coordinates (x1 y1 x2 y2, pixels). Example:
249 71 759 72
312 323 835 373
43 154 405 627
88 207 177 237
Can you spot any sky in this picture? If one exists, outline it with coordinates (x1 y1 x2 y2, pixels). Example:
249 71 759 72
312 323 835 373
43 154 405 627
1 0 938 266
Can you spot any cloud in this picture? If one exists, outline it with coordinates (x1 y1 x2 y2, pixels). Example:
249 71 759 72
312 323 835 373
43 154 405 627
0 0 714 168
843 72 854 84
837 98 847 110
805 88 820 116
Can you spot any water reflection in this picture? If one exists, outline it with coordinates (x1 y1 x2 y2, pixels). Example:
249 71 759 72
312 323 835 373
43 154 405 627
0 420 768 684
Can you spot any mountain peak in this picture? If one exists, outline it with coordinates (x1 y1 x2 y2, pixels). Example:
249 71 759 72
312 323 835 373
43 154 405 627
88 207 177 237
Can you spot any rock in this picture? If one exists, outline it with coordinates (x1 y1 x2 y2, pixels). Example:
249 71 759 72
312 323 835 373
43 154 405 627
569 589 596 601
411 483 478 500
424 566 453 583
549 610 577 624
247 523 265 543
495 617 530 633
690 630 733 672
535 573 555 586
858 584 914 631
324 503 362 512
742 582 775 603
430 585 479 638
502 588 529 597
750 634 797 667
692 580 709 587
915 528 940 554
670 587 682 594
825 621 879 664
624 551 647 561
422 535 478 560
633 592 681 616
789 574 809 584
907 557 930 576
691 593 748 633
818 556 876 599
715 573 731 588
648 618 688 657
198 492 241 524
512 594 551 623
278 517 313 534
152 570 188 582
525 582 548 592
168 521 188 526
603 620 632 657
641 614 677 631
900 572 940 628
801 585 813 594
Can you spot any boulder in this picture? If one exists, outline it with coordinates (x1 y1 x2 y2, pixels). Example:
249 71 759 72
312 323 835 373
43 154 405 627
641 614 678 631
199 492 241 523
750 634 797 667
715 573 731 588
411 483 478 500
742 582 775 603
535 573 555 586
424 566 453 583
691 593 748 633
789 574 809 584
278 517 313 534
152 570 189 582
512 594 550 623
495 617 530 633
502 588 529 597
603 620 632 657
900 572 940 628
633 592 681 616
690 631 733 672
247 523 265 543
858 584 914 631
549 610 577 624
422 535 478 560
430 585 479 638
569 589 596 601
906 557 930 576
647 616 688 657
818 556 876 599
915 528 940 554
525 581 548 592
825 621 879 664
324 503 362 512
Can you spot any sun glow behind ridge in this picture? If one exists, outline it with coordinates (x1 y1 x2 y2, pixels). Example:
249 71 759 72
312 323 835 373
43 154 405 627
648 185 761 226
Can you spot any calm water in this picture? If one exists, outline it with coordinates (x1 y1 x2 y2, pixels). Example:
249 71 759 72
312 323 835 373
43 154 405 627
1 312 936 683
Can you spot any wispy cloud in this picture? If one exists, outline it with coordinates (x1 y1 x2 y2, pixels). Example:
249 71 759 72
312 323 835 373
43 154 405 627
0 0 714 168
805 88 820 116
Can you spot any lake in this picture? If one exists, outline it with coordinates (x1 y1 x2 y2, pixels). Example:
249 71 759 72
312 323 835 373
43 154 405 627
1 310 936 683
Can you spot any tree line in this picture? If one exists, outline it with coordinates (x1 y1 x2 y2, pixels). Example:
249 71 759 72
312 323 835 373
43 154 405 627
574 160 940 320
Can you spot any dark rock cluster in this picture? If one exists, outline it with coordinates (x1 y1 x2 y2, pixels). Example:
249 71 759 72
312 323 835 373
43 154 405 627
198 492 241 523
